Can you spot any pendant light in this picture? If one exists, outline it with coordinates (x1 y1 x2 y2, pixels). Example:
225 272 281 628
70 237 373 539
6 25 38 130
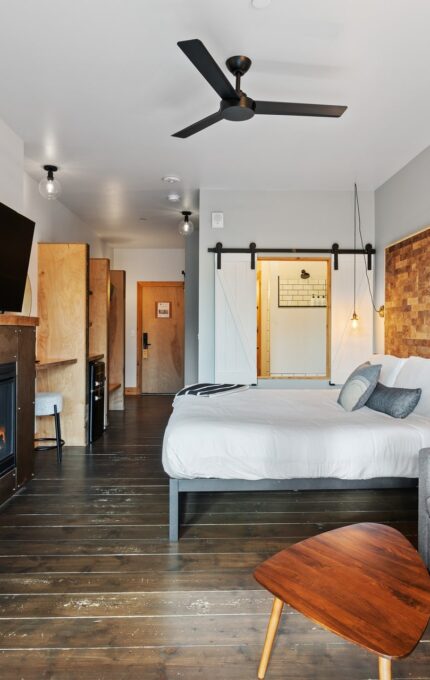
178 210 194 236
351 184 359 329
39 165 62 200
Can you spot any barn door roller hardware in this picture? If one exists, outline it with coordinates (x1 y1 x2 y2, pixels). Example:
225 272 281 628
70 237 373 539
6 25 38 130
209 242 375 271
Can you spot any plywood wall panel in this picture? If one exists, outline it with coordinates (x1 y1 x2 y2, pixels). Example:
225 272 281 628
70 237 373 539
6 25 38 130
37 243 89 446
108 270 125 410
89 258 110 425
385 227 430 358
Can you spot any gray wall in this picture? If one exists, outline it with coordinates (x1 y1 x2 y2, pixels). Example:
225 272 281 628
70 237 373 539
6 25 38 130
199 189 375 382
184 229 199 385
375 145 430 351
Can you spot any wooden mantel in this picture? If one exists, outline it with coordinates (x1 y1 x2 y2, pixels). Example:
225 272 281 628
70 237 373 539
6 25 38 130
0 315 39 327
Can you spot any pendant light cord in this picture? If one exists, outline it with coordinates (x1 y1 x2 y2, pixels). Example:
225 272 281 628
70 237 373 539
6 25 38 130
353 186 357 314
354 182 379 314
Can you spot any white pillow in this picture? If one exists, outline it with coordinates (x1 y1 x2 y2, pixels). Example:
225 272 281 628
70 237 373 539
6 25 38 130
368 354 406 387
393 356 430 416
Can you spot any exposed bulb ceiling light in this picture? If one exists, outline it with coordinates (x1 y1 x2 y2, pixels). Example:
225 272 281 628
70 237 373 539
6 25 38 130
178 210 194 237
162 175 181 183
351 311 359 329
251 0 271 8
167 192 181 202
39 164 62 200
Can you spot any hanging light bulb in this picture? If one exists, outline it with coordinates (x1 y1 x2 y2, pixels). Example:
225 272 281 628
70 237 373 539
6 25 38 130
351 311 359 329
178 210 194 237
39 165 62 200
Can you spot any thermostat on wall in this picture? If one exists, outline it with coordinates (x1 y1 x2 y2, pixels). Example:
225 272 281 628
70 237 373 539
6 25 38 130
211 211 224 229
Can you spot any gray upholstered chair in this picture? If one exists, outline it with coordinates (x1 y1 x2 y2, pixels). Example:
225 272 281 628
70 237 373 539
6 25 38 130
418 448 430 569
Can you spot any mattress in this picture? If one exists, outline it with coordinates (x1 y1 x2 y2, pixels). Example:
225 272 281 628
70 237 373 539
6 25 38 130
162 389 430 480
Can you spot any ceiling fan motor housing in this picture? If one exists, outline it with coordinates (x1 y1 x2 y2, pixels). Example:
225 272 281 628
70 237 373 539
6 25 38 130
221 95 255 121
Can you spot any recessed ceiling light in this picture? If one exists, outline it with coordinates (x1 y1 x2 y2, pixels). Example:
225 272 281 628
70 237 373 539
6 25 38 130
167 192 181 202
251 0 271 7
162 175 181 184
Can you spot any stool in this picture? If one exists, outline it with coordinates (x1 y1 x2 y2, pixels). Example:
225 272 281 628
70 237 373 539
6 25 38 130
34 392 64 463
254 523 430 680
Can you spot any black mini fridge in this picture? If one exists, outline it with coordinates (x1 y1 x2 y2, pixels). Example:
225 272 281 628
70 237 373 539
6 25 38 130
88 360 105 443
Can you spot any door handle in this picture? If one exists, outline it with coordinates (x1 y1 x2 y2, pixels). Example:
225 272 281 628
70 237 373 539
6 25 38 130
142 332 151 349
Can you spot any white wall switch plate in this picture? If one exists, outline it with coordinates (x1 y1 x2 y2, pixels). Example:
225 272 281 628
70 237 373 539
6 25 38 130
211 211 224 229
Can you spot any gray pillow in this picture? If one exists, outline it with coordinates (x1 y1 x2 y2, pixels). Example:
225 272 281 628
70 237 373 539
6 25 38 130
366 382 422 418
337 362 381 412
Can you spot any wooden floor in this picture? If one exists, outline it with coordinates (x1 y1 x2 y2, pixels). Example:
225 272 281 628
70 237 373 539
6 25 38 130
0 395 428 679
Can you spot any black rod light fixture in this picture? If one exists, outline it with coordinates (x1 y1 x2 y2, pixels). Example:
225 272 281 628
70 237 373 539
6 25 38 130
39 165 62 200
178 210 194 236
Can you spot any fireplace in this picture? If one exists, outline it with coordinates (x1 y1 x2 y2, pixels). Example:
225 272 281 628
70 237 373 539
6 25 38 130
0 362 16 476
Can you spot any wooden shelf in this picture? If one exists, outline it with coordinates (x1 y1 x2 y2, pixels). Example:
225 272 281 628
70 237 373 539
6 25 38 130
36 358 78 371
0 315 38 327
109 382 121 393
89 353 104 363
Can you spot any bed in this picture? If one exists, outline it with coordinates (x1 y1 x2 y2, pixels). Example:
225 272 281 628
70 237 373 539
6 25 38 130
163 368 430 540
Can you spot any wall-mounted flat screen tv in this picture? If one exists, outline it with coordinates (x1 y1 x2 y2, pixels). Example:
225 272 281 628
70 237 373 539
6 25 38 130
0 202 35 313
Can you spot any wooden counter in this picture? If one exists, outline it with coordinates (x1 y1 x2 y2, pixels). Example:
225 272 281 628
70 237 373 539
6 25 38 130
0 315 38 327
36 358 78 371
89 353 104 363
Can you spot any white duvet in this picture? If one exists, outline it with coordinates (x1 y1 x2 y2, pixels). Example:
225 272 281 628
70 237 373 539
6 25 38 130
162 389 430 480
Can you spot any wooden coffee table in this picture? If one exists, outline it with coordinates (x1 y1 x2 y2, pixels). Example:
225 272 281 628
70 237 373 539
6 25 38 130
254 523 430 680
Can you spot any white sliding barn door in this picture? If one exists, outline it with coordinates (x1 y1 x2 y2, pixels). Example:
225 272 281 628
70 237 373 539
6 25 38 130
215 253 257 384
331 255 374 384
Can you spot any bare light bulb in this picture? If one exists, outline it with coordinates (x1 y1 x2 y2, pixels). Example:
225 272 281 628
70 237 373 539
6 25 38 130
178 211 194 237
39 165 62 200
351 312 359 329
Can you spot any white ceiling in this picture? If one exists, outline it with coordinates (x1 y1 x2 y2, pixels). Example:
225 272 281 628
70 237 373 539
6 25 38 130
1 0 430 248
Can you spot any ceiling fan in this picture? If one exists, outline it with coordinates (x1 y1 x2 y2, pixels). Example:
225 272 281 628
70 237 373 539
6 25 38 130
172 39 347 138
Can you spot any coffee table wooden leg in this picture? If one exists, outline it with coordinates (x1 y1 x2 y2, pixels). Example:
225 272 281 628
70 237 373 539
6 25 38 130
257 596 284 679
378 656 391 680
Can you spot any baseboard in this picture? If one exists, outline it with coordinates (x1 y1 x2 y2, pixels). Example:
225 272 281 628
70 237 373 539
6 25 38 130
125 387 139 396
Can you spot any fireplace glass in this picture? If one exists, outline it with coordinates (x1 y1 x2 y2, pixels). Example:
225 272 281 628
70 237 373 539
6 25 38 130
0 363 16 476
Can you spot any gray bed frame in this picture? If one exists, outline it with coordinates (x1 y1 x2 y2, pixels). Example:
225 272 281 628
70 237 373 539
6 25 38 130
168 476 417 541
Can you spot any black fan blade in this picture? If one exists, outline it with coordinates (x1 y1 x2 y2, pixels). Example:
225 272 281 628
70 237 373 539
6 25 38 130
178 39 239 101
172 111 223 138
255 101 347 118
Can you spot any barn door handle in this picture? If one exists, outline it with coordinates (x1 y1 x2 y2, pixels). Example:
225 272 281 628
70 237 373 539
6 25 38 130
142 332 151 349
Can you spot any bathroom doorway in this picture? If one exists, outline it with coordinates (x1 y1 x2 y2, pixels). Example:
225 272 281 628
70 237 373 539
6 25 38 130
257 258 331 379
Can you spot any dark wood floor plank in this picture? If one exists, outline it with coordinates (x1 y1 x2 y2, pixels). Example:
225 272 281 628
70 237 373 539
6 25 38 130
0 571 260 594
3 645 429 680
0 590 274 617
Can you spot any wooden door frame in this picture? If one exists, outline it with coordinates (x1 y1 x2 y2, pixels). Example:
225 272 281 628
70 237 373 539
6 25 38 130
136 281 185 394
257 257 331 380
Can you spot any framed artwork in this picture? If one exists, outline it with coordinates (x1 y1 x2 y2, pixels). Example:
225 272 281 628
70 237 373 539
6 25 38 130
156 301 171 318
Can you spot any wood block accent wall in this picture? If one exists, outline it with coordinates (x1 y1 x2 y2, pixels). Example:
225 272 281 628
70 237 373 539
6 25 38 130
385 227 430 357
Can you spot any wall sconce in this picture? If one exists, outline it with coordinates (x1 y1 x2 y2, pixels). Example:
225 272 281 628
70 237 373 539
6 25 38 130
39 165 62 200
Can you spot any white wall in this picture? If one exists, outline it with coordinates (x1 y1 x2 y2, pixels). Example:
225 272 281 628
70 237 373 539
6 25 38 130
0 118 23 213
113 248 185 388
0 115 104 317
23 173 104 315
199 189 375 382
184 231 199 385
375 144 430 352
